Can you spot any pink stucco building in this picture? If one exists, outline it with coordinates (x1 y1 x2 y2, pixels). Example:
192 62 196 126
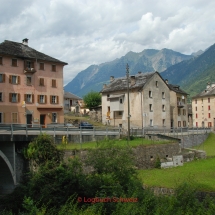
0 39 67 126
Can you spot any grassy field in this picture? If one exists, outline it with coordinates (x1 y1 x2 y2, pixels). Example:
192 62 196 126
58 138 173 150
138 157 215 192
193 132 215 156
138 132 215 192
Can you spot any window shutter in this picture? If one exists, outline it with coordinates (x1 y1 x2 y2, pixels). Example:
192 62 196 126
18 76 20 84
9 93 12 102
50 95 52 104
57 96 59 104
32 61 34 68
32 95 34 103
24 94 27 101
52 79 54 87
37 95 40 103
9 75 12 83
18 94 20 102
2 112 4 123
45 95 47 104
2 74 5 82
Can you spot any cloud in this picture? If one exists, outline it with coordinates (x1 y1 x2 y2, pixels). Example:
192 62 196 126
0 0 215 85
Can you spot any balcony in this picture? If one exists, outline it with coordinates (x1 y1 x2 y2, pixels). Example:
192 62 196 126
177 101 185 108
24 67 36 74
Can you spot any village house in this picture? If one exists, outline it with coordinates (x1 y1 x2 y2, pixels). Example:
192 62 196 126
167 82 189 128
101 72 171 129
0 39 67 126
192 83 215 128
64 91 82 113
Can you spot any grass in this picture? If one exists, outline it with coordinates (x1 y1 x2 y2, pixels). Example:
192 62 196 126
192 132 215 157
138 157 215 192
58 137 173 150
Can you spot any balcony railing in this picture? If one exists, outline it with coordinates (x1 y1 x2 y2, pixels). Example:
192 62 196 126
177 101 185 108
24 67 36 74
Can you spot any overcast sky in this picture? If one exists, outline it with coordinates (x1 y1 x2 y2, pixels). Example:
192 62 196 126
0 0 215 85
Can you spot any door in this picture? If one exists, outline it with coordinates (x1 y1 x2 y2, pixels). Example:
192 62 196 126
26 114 32 127
40 114 46 128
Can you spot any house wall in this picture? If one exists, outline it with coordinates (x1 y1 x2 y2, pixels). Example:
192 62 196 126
170 91 188 128
0 56 65 125
192 96 215 128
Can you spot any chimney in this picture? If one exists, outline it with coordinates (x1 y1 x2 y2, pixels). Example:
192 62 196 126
103 84 107 89
22 38 29 46
110 76 114 82
165 79 168 84
207 82 210 89
130 75 136 86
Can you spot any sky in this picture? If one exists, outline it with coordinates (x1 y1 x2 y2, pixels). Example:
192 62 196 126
0 0 215 86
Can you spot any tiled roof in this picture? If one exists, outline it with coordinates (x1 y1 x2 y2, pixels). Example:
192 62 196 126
101 72 155 93
0 40 67 64
168 84 188 95
64 91 82 100
192 84 215 98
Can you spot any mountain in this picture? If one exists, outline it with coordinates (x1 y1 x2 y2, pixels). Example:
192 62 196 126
64 49 192 96
161 43 215 98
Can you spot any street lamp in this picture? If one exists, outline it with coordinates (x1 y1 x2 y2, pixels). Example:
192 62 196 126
126 63 130 142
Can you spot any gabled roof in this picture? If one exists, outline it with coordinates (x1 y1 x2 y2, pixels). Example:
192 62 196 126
101 72 155 93
168 84 189 95
64 91 82 100
192 84 215 99
0 40 67 65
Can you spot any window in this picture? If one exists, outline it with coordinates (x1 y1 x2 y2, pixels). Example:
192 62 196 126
195 100 197 104
150 119 153 127
183 109 186 115
0 92 2 101
162 105 165 112
39 62 44 70
25 94 34 103
118 111 123 116
178 108 181 116
26 61 32 69
38 95 46 104
0 74 5 83
0 57 2 65
208 113 211 118
196 122 198 127
162 92 165 99
196 113 198 118
26 76 32 85
162 119 165 126
9 93 20 103
195 107 197 111
208 98 210 103
208 105 210 110
156 81 158 87
208 122 212 127
52 65 56 72
52 113 57 123
12 59 17 67
0 113 3 123
50 95 59 104
52 79 57 88
39 78 44 86
149 104 153 112
119 98 123 104
12 113 18 123
178 121 181 127
9 75 20 84
149 91 152 98
183 121 186 127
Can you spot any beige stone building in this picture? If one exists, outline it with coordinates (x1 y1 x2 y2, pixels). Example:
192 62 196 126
101 72 171 129
0 39 67 126
168 83 189 128
192 83 215 128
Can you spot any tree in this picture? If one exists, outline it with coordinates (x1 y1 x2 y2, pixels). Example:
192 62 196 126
83 91 101 109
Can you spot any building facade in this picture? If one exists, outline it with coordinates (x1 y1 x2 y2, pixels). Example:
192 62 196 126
101 72 171 129
0 39 67 126
192 83 215 128
64 92 82 113
168 83 189 128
